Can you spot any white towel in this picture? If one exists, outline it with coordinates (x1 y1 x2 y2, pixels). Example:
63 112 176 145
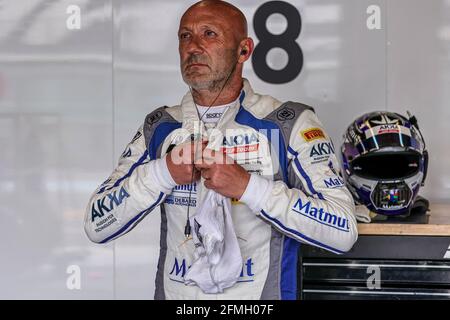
183 190 243 294
355 205 373 223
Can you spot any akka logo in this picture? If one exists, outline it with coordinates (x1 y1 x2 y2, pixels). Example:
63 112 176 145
169 257 255 281
221 133 259 154
301 128 325 142
91 187 130 221
293 198 349 231
377 124 400 134
310 142 335 157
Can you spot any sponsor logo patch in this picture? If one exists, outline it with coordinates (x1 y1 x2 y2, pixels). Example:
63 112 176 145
165 183 197 207
365 124 411 139
147 111 163 126
293 198 349 232
377 124 400 134
221 133 259 154
169 257 255 282
91 187 130 222
310 142 335 164
94 214 117 233
301 128 326 142
222 144 259 154
205 112 223 119
324 177 345 189
164 196 196 207
277 107 295 121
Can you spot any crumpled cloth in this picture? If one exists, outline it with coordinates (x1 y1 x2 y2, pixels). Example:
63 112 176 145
355 204 372 223
184 190 243 293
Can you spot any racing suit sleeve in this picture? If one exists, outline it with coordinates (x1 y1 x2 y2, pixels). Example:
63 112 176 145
84 125 177 244
240 110 358 254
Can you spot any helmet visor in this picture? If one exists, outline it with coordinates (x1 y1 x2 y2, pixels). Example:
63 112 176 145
351 151 421 180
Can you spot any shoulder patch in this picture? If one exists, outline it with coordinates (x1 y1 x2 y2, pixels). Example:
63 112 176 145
262 101 314 182
146 109 164 128
301 128 326 142
143 106 182 160
276 107 295 121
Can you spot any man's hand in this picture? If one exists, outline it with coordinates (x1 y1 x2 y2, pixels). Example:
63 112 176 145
194 148 250 199
166 139 208 185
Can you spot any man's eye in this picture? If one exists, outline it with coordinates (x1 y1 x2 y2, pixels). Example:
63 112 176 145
179 33 191 40
205 30 217 37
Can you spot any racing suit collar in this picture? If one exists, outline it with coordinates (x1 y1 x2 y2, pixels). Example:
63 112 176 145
180 78 255 133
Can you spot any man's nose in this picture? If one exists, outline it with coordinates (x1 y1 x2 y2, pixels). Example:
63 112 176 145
185 35 204 55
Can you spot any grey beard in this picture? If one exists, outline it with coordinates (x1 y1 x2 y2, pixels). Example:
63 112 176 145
183 67 235 93
183 73 229 93
205 75 229 92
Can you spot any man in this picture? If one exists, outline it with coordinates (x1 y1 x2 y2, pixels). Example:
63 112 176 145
84 0 358 300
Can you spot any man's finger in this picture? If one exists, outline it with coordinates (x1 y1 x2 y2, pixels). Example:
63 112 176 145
194 161 211 170
200 140 209 151
200 168 211 180
193 168 201 182
193 147 216 166
192 140 209 155
204 179 215 190
203 149 234 165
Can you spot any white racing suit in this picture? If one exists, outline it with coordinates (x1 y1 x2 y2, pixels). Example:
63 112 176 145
84 79 358 300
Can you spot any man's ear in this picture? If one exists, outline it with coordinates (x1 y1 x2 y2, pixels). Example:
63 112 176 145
238 37 254 63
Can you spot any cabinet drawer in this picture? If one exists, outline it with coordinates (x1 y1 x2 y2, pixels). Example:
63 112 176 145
302 285 450 300
302 260 450 286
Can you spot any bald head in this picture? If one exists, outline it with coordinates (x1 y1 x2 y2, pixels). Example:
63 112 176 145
177 0 254 101
181 0 248 42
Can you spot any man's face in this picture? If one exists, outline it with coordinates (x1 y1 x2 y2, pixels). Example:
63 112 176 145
178 7 239 91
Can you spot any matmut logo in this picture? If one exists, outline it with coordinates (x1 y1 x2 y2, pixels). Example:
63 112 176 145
221 133 259 154
169 257 255 281
293 198 349 232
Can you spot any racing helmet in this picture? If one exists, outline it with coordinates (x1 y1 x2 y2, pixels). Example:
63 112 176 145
341 111 428 216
